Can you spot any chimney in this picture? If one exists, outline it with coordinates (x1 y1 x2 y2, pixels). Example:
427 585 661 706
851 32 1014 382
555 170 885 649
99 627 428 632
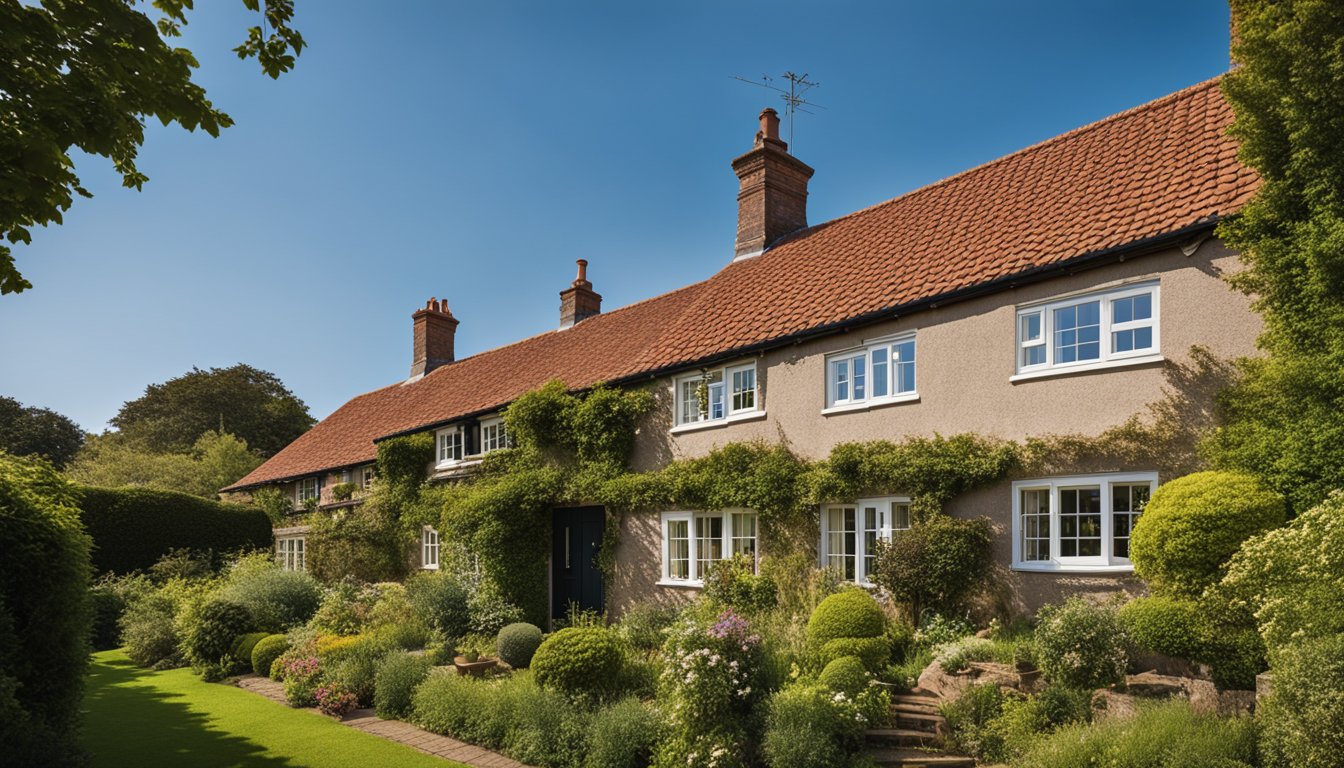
410 298 458 379
559 259 602 329
730 107 815 260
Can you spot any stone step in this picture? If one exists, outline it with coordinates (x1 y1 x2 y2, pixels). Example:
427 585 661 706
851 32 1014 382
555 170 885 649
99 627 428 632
866 727 942 748
894 710 945 733
865 748 977 767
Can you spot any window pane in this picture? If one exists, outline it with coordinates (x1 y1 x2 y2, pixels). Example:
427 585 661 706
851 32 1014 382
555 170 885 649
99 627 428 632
834 359 849 402
1021 312 1042 342
731 512 758 563
1023 345 1046 367
871 348 889 398
1054 301 1101 363
894 341 916 393
1112 483 1150 560
695 515 724 579
1059 487 1102 558
708 382 726 420
732 368 756 412
667 520 690 579
892 503 912 530
824 507 857 581
852 355 866 400
862 506 880 582
1020 489 1050 561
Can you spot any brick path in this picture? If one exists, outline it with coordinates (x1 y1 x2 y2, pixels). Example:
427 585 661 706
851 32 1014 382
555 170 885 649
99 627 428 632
235 675 532 768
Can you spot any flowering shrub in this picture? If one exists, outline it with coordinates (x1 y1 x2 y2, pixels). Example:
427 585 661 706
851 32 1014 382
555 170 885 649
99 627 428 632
761 681 889 768
914 613 973 648
1034 598 1128 689
281 654 322 707
654 610 768 768
315 683 359 718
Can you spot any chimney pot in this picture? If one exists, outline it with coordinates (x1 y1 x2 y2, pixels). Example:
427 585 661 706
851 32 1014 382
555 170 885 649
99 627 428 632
731 107 815 260
574 258 589 286
759 108 781 143
559 259 602 329
410 297 458 379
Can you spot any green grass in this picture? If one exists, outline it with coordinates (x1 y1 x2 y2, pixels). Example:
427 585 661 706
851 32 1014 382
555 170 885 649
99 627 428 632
83 649 466 768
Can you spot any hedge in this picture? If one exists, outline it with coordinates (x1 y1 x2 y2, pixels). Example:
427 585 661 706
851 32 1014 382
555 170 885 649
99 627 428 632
77 486 272 574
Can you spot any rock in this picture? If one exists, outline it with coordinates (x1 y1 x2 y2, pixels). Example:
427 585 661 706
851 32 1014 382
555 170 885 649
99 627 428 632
974 628 993 639
1256 672 1275 701
1130 652 1207 680
1092 689 1141 722
916 660 1023 702
1217 689 1257 718
1124 671 1188 698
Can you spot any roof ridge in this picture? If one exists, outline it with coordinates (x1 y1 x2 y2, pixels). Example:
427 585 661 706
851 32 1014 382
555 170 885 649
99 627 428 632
765 76 1227 252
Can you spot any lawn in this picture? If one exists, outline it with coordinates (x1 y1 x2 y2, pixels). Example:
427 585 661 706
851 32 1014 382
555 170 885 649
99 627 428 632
83 649 465 768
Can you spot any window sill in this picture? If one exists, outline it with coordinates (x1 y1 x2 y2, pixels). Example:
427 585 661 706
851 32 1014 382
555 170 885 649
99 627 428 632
821 393 919 416
670 410 767 435
656 579 705 589
420 564 440 571
1010 353 1163 383
1012 562 1136 574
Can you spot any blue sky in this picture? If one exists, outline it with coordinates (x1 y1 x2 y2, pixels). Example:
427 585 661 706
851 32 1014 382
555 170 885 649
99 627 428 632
0 0 1233 433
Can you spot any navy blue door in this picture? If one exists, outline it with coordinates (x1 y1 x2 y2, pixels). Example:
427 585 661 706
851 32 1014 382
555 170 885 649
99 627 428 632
552 506 605 620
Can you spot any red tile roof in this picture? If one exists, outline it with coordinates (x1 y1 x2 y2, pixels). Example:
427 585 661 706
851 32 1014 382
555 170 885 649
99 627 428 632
225 78 1257 491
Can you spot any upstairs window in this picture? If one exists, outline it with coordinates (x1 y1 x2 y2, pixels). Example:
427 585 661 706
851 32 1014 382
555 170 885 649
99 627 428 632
674 362 759 427
480 417 509 454
819 497 912 584
361 466 375 490
421 527 440 570
1011 472 1157 571
1016 282 1159 376
296 477 320 505
825 335 917 411
436 427 464 466
659 509 759 585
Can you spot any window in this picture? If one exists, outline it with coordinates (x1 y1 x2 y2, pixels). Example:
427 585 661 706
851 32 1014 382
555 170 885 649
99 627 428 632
825 335 917 411
674 362 759 427
480 417 509 454
276 536 306 571
1015 282 1159 376
659 509 758 585
296 477 319 505
819 497 911 584
361 466 375 490
1011 473 1157 571
421 527 440 570
436 427 464 465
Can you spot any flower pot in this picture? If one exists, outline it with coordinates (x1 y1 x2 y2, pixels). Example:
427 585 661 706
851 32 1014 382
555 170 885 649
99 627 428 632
454 656 498 677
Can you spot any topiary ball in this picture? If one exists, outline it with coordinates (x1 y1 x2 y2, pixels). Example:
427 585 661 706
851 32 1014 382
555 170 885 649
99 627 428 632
231 632 270 671
531 627 622 699
821 636 891 672
1129 471 1286 598
819 655 870 696
806 590 886 647
1117 596 1202 660
250 633 290 677
497 622 543 669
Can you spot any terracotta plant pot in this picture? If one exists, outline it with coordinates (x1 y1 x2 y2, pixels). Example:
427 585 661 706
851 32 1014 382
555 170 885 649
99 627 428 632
453 656 499 677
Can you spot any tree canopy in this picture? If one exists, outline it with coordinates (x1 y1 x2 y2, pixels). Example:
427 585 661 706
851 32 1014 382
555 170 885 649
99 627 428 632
0 395 84 468
0 0 303 295
110 363 313 457
67 430 263 498
1208 0 1344 512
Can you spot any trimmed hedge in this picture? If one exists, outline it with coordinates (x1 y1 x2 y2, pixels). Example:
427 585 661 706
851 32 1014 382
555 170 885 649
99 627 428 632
819 655 870 696
806 590 885 647
1117 596 1202 661
250 634 289 676
497 623 543 669
78 486 271 574
0 453 93 765
531 627 623 699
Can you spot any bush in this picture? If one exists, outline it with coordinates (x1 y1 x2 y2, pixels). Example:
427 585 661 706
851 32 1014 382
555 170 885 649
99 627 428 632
820 636 889 672
612 602 678 653
872 515 994 622
504 684 590 768
934 636 996 674
819 655 870 696
497 622 543 669
180 598 254 675
942 683 1009 761
89 573 152 651
310 580 379 636
1198 626 1264 691
373 652 431 720
324 635 395 706
305 505 409 585
232 632 269 668
1259 635 1344 768
120 590 181 668
406 571 471 640
280 654 322 707
0 453 92 765
315 683 359 718
218 554 320 632
586 698 660 768
1129 471 1286 598
703 554 778 613
1118 596 1202 660
1010 699 1256 767
250 634 289 676
531 627 623 700
806 590 885 647
77 485 270 574
950 684 1092 764
1034 598 1128 689
412 670 528 749
761 681 889 768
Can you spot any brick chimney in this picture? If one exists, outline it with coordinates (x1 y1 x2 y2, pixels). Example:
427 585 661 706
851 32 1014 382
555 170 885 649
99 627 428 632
410 298 458 379
559 259 602 329
730 107 815 260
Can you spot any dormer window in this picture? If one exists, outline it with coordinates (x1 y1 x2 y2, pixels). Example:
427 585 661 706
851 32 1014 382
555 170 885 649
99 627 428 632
436 426 464 466
480 417 510 454
361 466 375 490
674 362 759 427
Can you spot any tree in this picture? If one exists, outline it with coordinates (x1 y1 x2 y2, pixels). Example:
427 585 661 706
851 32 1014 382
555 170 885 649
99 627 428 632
0 0 304 294
0 396 84 468
66 430 263 498
1207 0 1344 513
110 364 313 456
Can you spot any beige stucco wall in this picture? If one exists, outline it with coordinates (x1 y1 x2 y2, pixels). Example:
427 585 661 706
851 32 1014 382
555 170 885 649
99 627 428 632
611 239 1258 616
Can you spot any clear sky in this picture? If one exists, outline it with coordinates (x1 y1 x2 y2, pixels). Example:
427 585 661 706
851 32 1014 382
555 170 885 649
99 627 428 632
0 0 1234 433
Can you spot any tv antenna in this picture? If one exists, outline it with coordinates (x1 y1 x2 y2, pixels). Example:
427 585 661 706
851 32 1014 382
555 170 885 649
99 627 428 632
731 71 823 152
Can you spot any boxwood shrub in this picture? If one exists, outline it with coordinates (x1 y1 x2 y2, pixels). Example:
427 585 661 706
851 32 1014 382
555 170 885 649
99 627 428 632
1117 596 1202 660
78 486 271 574
231 632 270 669
531 627 623 700
821 636 890 672
819 655 870 696
181 598 254 676
250 634 289 677
806 590 885 646
497 622 543 669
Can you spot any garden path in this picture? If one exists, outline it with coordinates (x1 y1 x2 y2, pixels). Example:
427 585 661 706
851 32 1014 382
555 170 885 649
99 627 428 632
236 675 533 768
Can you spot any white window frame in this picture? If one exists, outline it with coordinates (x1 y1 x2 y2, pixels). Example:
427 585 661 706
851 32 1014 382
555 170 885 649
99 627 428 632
479 416 509 454
1010 472 1158 573
295 477 320 505
658 508 758 586
436 426 464 467
1013 281 1161 380
819 496 912 585
672 362 761 430
361 466 375 490
276 536 306 572
421 526 440 570
822 333 918 414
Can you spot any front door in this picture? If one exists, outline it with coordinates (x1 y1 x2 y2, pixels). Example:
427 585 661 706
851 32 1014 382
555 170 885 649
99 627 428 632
551 506 605 621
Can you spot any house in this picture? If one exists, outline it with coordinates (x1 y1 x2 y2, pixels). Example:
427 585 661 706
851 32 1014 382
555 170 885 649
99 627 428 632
224 77 1261 619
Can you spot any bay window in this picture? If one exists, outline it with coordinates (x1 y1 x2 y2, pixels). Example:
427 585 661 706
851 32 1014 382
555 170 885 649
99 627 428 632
819 497 912 584
1011 473 1157 571
825 335 917 411
674 362 759 427
1015 282 1160 377
659 509 759 585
